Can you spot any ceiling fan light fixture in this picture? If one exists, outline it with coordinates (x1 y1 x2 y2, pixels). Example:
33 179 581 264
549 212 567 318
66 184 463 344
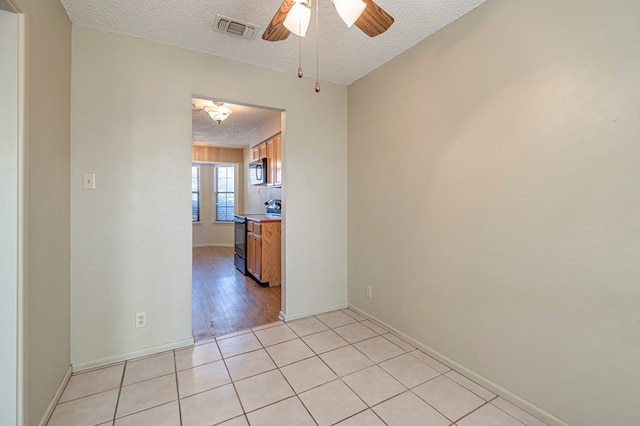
333 0 366 27
204 102 233 124
284 1 311 37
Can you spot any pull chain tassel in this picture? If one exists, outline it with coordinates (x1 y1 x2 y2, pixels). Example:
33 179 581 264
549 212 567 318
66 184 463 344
315 0 320 92
298 7 303 78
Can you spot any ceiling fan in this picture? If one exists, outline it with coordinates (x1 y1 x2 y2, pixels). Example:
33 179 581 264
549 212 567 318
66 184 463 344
262 0 394 42
262 0 394 92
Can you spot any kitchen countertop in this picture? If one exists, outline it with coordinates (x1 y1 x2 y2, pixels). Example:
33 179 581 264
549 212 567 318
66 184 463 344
245 214 282 223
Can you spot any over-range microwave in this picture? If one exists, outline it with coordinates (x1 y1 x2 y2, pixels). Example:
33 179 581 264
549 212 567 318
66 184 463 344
249 158 267 185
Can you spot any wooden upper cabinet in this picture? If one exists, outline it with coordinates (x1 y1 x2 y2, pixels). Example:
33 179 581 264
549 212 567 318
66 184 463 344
252 133 282 187
273 135 282 187
267 134 282 187
266 138 274 186
251 146 260 161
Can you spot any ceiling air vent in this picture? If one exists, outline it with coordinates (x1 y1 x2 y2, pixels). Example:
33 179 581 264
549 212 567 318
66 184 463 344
214 14 260 40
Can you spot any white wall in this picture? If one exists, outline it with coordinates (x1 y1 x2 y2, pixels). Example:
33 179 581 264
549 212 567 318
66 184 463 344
11 0 72 423
192 163 235 247
347 1 640 425
70 27 348 367
0 10 19 425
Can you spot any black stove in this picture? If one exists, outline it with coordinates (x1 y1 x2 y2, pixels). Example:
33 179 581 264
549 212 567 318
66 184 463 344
234 199 281 274
233 215 249 274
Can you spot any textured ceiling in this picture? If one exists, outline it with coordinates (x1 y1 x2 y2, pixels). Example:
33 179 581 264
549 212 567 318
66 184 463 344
192 98 280 147
62 0 487 145
60 0 487 85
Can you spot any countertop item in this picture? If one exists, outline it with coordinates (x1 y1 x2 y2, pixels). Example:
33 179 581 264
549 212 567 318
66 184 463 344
245 214 282 223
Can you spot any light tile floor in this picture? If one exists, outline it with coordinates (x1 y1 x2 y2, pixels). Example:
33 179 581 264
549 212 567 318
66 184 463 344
48 309 549 426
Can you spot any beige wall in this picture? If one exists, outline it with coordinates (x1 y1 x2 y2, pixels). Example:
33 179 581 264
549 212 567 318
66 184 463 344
70 26 348 367
347 1 640 425
0 0 13 11
10 0 72 423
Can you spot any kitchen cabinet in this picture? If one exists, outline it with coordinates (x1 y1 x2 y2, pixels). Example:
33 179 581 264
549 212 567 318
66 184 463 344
267 134 282 187
251 133 282 187
251 146 261 161
247 231 261 280
251 143 267 161
246 217 281 287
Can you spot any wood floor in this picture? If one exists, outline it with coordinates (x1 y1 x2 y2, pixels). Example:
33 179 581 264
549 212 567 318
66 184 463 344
192 246 281 340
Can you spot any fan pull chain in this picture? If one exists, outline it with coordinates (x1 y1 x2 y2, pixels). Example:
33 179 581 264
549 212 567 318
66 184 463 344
314 0 320 92
298 8 303 78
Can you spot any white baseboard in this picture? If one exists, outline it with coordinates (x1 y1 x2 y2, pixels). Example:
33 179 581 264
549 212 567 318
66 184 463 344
38 365 72 426
192 243 234 248
347 304 569 426
280 302 348 321
72 337 194 373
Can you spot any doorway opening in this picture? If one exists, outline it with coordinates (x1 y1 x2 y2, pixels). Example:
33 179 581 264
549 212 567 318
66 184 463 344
191 96 284 341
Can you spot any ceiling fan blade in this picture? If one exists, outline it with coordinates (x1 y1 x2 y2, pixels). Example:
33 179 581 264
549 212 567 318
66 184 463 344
262 0 293 41
354 0 394 37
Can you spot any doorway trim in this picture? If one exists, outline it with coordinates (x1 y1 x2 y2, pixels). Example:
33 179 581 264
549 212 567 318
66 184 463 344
0 6 26 425
190 95 287 337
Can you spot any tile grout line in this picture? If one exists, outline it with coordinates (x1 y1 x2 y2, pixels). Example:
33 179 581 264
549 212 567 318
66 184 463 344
111 360 127 424
172 349 183 426
52 363 127 406
312 312 450 425
247 318 391 424
300 312 416 424
450 400 493 425
214 331 250 418
488 396 533 426
48 308 545 426
258 324 320 426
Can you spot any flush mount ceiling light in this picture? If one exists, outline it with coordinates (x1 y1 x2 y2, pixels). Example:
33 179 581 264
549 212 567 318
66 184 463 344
204 102 233 124
262 0 393 93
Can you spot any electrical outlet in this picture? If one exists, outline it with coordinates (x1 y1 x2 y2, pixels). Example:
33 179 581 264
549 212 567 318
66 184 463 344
135 312 147 328
366 285 372 298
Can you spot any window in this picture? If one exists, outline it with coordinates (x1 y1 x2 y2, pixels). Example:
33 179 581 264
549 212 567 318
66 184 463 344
215 165 234 222
192 165 200 222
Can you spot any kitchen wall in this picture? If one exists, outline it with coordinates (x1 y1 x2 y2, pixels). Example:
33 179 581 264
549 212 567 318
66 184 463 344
244 112 283 214
9 0 72 423
70 26 348 367
192 163 236 247
347 1 640 425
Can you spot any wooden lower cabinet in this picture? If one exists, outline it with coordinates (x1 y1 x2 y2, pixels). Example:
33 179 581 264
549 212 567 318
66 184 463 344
246 219 281 287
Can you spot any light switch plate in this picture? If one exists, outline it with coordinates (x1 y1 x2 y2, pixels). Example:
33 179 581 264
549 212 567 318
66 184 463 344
83 173 96 190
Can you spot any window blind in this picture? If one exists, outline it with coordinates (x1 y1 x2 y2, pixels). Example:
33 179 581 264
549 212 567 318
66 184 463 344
192 165 200 222
215 165 234 222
